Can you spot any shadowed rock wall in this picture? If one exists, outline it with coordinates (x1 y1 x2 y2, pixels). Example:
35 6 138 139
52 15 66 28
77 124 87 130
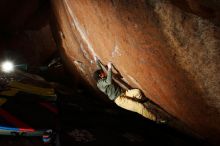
51 0 220 144
0 0 56 65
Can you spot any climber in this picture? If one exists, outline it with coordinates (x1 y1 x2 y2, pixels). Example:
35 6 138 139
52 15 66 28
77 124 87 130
93 58 166 123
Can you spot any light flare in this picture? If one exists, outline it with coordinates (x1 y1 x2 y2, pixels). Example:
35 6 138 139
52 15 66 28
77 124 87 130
1 61 14 73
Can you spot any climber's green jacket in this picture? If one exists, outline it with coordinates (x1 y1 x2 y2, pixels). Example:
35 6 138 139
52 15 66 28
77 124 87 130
96 62 122 100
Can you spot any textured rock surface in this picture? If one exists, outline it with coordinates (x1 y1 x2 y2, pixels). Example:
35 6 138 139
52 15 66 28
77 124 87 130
51 0 220 144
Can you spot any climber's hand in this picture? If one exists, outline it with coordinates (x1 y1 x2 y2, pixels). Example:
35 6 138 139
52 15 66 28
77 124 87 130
94 56 98 62
107 62 112 70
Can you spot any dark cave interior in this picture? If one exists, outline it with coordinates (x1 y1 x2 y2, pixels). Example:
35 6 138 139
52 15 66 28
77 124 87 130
0 0 219 146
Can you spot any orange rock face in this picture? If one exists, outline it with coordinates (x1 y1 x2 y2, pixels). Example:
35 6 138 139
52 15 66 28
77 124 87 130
51 0 220 144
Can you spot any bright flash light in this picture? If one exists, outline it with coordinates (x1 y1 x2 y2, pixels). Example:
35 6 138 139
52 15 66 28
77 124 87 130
1 61 14 73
